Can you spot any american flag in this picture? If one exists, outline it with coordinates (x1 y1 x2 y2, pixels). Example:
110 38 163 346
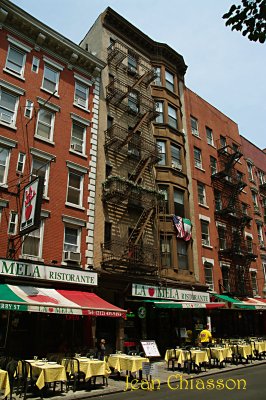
172 215 184 238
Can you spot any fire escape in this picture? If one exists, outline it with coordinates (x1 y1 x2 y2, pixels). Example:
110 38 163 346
101 40 162 275
212 142 257 297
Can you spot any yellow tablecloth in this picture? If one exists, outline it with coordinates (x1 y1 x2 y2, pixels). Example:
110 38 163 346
74 358 110 381
28 361 67 390
0 369 10 399
164 349 177 362
230 344 254 359
190 350 209 366
164 349 209 367
254 341 266 354
108 355 149 373
208 347 233 363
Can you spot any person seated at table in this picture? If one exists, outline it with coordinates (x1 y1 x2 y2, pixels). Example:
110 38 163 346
199 325 212 347
96 338 106 360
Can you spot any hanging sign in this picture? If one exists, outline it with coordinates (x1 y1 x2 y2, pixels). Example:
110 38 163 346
20 176 44 235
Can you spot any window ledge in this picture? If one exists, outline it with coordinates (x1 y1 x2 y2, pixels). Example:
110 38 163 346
34 135 55 145
199 203 209 209
195 166 205 172
73 103 90 113
65 202 85 211
208 143 216 149
3 68 25 81
19 255 44 262
40 87 60 98
202 244 213 249
69 149 88 159
0 121 17 131
0 184 8 189
192 133 201 139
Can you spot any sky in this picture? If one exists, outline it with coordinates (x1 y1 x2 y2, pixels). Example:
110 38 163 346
11 0 265 150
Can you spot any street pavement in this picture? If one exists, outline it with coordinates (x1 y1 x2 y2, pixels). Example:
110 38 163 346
37 357 266 400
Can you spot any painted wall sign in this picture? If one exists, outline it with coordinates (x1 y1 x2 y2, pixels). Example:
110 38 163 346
132 283 210 303
20 177 44 235
0 258 97 286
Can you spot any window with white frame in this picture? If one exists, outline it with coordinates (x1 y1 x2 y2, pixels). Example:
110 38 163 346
157 140 166 165
247 162 254 181
220 135 227 149
5 45 27 77
250 271 258 296
246 235 253 253
8 211 18 235
160 235 171 268
158 185 169 214
35 108 55 141
165 70 174 92
22 221 44 258
168 105 177 129
197 182 207 206
218 225 227 250
177 240 188 270
155 101 163 123
201 220 210 246
221 265 230 292
174 188 184 217
42 64 60 94
191 116 199 136
24 100 33 119
128 91 139 114
214 190 222 211
31 157 49 197
63 225 81 253
32 56 40 73
210 156 217 175
171 144 181 169
66 169 84 207
74 80 89 109
257 223 264 246
128 50 138 74
154 67 161 86
204 262 214 290
251 190 259 211
70 121 86 154
16 152 26 174
194 147 202 169
206 127 214 146
0 146 11 185
258 170 265 185
0 88 19 126
263 262 266 282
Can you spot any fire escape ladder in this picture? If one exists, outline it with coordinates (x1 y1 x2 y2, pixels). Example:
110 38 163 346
129 207 155 245
132 111 148 132
129 157 151 184
131 69 155 88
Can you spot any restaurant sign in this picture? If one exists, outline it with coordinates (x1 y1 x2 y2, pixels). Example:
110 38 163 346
132 283 210 303
0 259 97 286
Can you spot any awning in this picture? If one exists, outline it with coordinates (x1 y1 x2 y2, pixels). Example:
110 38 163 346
0 284 126 318
145 300 225 309
234 298 266 310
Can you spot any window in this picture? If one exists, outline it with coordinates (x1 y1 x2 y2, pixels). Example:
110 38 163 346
67 170 84 207
159 185 169 214
155 101 163 123
242 202 248 215
204 262 214 290
191 116 199 136
24 100 33 119
220 135 227 149
251 190 259 210
107 115 113 129
246 236 253 253
128 51 138 74
16 152 26 174
206 127 214 146
5 45 26 77
214 191 222 211
106 164 112 178
157 141 166 165
177 240 188 270
31 157 49 197
236 170 244 182
165 70 174 92
210 156 217 175
168 105 177 129
0 146 10 185
197 182 207 206
247 163 254 181
32 56 40 73
74 80 89 109
222 265 230 292
71 122 86 154
232 143 239 153
8 211 18 235
250 271 258 296
171 144 181 168
35 108 55 141
128 91 139 114
218 225 227 250
258 170 265 185
0 88 19 126
194 147 202 169
257 223 264 246
42 65 59 93
64 226 80 252
174 189 184 217
154 67 161 86
104 222 112 249
201 220 210 246
22 221 44 258
263 263 266 282
160 236 171 267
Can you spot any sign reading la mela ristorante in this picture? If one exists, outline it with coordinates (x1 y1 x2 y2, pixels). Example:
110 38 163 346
0 259 97 286
132 283 210 303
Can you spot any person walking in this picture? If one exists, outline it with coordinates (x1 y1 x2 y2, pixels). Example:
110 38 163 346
199 325 212 347
96 338 106 360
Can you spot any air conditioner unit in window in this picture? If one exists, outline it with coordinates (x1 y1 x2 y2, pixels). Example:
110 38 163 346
64 251 81 263
71 143 83 153
171 162 182 171
0 113 12 124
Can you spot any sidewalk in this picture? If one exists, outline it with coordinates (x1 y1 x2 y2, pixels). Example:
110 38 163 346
36 357 266 400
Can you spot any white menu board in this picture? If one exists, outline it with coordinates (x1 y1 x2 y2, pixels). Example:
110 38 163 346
141 340 160 357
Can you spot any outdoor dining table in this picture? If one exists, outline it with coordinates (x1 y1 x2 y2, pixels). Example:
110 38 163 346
164 349 209 367
63 357 110 381
26 360 67 390
230 343 254 360
108 354 149 374
207 347 233 363
253 341 266 354
0 369 10 399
